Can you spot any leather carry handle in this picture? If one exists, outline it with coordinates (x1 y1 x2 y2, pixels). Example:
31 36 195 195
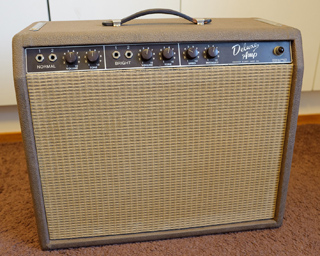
102 9 212 27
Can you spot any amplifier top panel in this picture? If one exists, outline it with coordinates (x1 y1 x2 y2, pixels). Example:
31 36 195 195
14 18 300 46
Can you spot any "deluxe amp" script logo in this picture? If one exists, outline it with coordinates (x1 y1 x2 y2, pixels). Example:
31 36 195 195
232 43 259 60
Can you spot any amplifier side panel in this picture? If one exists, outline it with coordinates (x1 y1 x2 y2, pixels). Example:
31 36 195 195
273 36 304 224
26 64 292 246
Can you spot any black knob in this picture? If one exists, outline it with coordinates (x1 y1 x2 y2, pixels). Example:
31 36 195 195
162 48 174 60
186 47 199 59
141 49 153 61
87 51 99 63
65 52 77 64
274 46 285 56
207 47 219 59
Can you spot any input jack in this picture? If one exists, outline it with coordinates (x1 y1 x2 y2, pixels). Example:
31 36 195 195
48 53 57 62
35 54 44 63
112 51 121 59
125 50 133 59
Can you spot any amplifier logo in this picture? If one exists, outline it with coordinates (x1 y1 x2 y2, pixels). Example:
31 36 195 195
232 43 259 60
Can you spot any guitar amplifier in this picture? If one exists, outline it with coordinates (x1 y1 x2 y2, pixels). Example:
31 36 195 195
13 12 303 250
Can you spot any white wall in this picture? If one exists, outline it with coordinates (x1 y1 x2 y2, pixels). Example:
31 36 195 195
1 0 320 133
0 106 20 133
0 1 48 106
313 44 320 90
49 0 180 20
299 91 320 115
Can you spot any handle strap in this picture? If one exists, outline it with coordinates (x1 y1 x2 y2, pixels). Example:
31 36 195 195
102 9 212 27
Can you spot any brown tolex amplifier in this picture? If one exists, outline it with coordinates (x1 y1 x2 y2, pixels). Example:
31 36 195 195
13 13 303 250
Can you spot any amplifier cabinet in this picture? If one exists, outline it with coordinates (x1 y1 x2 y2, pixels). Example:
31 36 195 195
12 18 303 250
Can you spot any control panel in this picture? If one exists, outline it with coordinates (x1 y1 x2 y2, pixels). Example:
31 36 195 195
27 46 105 73
104 44 179 69
26 41 291 73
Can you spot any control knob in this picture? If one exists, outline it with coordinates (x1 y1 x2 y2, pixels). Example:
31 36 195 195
65 52 77 65
87 51 99 63
141 49 153 61
206 47 219 59
186 47 199 59
162 48 174 60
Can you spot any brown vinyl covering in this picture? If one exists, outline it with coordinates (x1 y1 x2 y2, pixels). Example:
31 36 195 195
12 18 304 249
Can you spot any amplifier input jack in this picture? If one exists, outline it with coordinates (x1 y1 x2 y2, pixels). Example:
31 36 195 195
112 51 121 59
125 50 133 59
48 53 57 62
35 54 44 63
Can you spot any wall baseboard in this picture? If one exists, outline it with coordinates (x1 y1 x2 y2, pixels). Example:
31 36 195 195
1 114 320 143
297 114 320 125
0 132 22 143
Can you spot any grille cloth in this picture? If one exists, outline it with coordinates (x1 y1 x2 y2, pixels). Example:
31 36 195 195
27 64 292 240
